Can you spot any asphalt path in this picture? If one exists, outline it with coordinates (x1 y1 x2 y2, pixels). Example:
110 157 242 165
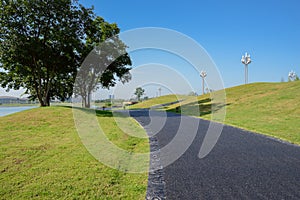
127 109 300 200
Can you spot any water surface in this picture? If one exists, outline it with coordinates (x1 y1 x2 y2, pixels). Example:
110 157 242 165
0 106 37 117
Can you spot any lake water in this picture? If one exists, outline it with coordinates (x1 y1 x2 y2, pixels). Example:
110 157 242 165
0 106 37 117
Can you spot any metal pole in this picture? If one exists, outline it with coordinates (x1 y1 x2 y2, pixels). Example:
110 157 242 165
202 77 205 95
246 64 248 84
245 64 247 84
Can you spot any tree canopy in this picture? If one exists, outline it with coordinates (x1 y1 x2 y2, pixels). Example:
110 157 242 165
74 16 132 108
0 0 131 107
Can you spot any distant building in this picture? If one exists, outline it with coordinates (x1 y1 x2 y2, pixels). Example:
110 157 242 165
0 96 31 104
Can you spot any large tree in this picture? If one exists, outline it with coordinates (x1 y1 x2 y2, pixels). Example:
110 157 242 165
0 0 131 107
74 16 132 108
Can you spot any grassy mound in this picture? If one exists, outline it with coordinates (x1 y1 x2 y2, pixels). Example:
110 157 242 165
0 106 149 199
220 81 300 144
132 81 300 145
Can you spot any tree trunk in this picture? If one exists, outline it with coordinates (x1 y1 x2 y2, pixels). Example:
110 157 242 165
82 93 91 108
37 92 47 107
40 99 48 107
38 91 50 107
40 98 50 107
82 95 88 108
40 101 46 107
46 94 50 106
86 92 91 108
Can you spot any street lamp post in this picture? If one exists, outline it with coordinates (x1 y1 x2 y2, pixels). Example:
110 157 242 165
200 70 207 95
241 52 251 84
158 87 162 97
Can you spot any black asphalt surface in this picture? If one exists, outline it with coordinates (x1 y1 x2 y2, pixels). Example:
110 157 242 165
127 109 300 200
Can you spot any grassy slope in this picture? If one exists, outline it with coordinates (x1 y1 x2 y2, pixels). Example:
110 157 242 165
221 82 300 144
132 81 300 145
0 107 149 199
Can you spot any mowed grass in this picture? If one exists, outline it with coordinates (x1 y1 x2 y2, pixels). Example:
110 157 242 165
0 106 149 199
133 81 300 145
221 81 300 145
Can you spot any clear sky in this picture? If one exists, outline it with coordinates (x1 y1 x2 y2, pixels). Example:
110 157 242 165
1 0 300 99
84 0 300 99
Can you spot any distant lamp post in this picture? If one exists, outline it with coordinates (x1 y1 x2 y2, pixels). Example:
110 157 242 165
158 87 162 97
200 70 207 95
288 70 296 81
109 94 114 105
241 52 252 84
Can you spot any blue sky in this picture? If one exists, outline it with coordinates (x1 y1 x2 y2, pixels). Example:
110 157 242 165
1 0 300 98
81 0 300 98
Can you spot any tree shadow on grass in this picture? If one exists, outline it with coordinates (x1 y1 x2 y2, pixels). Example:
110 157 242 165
167 98 230 117
65 105 113 117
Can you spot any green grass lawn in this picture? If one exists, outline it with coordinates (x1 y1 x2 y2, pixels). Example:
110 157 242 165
220 81 300 145
0 106 149 199
132 81 300 145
